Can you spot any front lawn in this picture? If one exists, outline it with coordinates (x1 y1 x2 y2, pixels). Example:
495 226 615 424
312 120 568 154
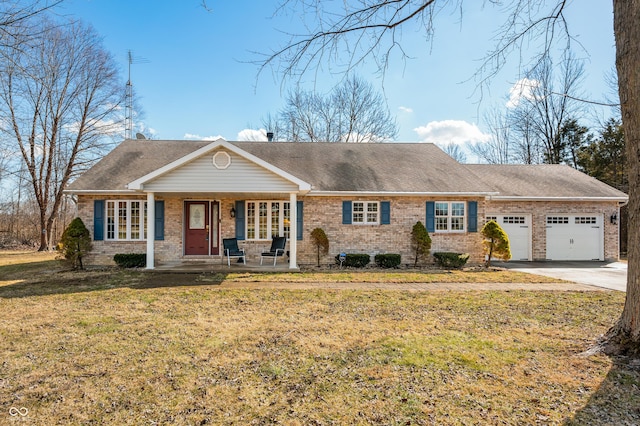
0 251 637 424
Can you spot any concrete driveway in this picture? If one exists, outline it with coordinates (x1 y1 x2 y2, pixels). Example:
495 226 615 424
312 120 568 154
498 261 628 292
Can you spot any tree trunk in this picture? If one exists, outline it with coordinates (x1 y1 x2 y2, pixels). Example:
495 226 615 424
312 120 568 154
38 213 47 251
608 0 640 350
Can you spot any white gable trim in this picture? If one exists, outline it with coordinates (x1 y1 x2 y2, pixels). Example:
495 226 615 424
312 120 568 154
127 138 311 192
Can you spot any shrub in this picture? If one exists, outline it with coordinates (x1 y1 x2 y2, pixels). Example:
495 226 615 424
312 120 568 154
114 253 147 268
481 220 511 267
335 253 370 268
411 221 432 266
433 252 470 269
374 253 401 268
310 228 329 267
58 217 92 270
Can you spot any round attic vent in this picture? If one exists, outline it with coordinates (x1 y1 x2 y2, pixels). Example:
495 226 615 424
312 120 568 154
212 151 231 169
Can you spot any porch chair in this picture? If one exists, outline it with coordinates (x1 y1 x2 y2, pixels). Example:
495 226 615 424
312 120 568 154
222 238 246 267
260 236 287 266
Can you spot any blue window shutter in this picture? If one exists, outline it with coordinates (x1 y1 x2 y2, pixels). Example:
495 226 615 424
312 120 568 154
426 201 435 233
93 200 104 241
342 201 352 224
380 201 391 225
154 200 164 240
235 200 245 240
296 201 303 240
467 201 478 233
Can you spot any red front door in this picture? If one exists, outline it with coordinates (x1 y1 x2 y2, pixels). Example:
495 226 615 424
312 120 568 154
185 201 209 255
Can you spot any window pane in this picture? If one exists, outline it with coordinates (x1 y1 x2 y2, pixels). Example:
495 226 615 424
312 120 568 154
247 202 256 239
259 202 268 239
106 201 115 239
271 202 280 238
131 201 140 239
451 217 464 230
451 203 465 217
143 202 147 240
366 202 378 223
118 201 127 239
353 202 364 223
283 202 291 239
435 202 448 216
436 217 448 231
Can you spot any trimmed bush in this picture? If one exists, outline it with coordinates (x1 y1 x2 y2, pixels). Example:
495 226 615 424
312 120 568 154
114 253 147 268
335 253 370 268
374 253 401 268
411 221 431 266
58 217 92 270
310 228 329 267
481 220 511 267
433 252 470 269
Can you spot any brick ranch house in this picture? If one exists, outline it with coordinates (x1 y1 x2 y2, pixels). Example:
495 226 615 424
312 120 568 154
65 138 628 269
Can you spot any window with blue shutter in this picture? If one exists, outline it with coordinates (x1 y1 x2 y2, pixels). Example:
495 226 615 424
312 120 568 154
342 201 352 224
93 200 105 241
154 200 164 240
296 201 303 240
426 201 435 233
467 201 478 233
235 200 245 240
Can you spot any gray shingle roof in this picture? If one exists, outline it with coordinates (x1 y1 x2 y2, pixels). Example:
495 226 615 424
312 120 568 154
67 140 493 194
466 164 627 199
66 139 628 200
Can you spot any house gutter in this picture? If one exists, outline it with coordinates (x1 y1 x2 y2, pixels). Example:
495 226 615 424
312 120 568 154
486 195 629 202
63 189 138 195
309 191 499 197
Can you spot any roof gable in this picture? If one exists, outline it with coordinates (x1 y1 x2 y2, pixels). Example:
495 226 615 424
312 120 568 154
127 139 311 192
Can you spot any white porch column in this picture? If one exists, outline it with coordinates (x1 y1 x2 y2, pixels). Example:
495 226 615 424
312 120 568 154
289 192 298 269
146 192 155 270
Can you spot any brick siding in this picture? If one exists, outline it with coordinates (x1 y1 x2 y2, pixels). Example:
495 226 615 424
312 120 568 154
77 195 621 267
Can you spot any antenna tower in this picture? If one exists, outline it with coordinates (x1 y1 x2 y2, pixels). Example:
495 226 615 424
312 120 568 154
125 50 149 140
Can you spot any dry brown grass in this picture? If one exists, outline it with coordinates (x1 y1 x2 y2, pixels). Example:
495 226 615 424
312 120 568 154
1 251 638 425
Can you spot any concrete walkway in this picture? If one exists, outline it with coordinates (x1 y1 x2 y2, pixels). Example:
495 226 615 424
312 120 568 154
212 281 602 291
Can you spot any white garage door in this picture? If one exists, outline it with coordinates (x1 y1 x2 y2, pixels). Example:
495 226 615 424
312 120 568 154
546 215 603 261
486 214 532 261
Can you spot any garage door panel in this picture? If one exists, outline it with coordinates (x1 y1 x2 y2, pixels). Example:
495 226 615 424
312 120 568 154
546 215 603 261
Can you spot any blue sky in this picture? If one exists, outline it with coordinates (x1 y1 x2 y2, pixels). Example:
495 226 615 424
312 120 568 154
59 1 617 147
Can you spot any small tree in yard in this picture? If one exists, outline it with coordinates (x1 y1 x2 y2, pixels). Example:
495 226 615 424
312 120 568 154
411 221 432 267
58 217 92 270
310 227 329 267
481 220 511 267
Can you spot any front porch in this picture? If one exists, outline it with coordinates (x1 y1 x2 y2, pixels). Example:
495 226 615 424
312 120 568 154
154 256 294 272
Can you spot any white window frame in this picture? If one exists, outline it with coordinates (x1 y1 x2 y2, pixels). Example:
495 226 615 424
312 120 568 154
246 201 291 240
105 200 147 241
352 201 380 225
434 201 466 233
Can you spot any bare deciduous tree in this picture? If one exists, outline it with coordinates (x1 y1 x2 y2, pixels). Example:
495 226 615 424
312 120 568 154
508 53 585 164
261 0 640 351
265 75 397 142
469 108 513 164
0 17 123 251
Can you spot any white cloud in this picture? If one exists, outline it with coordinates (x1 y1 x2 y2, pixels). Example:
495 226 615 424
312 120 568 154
184 133 224 141
237 128 268 141
506 78 540 108
413 120 491 145
398 106 413 113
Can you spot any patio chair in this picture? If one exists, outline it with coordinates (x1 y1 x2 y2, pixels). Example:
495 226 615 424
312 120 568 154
222 238 246 267
260 236 287 266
